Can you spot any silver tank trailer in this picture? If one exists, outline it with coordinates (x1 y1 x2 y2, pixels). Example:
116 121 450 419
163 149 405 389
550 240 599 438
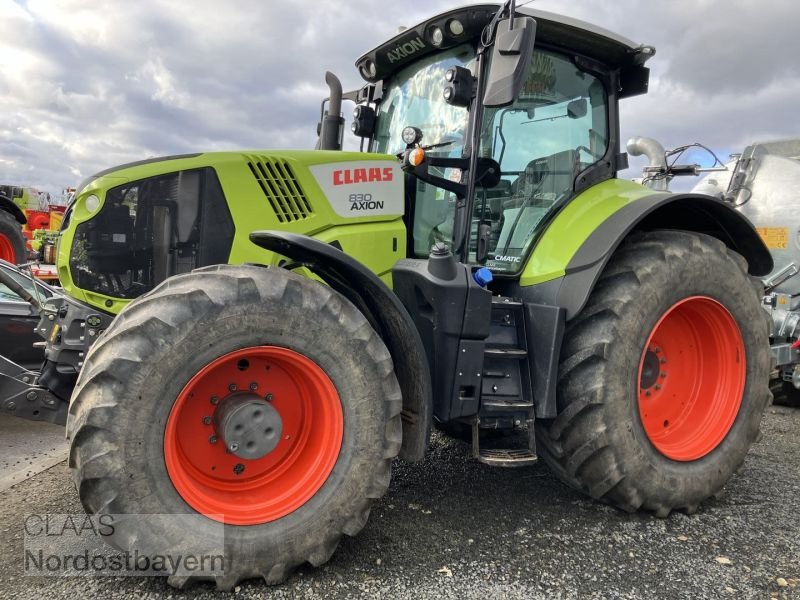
629 137 800 388
692 140 800 384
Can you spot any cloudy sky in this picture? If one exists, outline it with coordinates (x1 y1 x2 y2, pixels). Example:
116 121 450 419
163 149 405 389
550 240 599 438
1 0 798 196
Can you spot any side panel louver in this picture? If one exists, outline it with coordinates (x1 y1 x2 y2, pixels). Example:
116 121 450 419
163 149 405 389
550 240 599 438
246 156 314 222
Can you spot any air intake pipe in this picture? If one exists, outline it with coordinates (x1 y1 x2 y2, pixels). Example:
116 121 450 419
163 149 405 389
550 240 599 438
318 72 345 151
627 136 668 191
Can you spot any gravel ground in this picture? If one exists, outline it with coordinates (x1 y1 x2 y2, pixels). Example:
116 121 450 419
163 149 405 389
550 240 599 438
0 406 798 599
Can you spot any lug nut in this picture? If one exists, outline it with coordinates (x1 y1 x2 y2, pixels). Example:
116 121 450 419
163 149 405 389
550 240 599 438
202 416 212 425
233 463 245 475
265 393 273 402
660 372 667 378
210 396 220 405
228 383 237 392
26 391 37 402
249 382 258 391
655 384 662 390
660 358 667 364
209 435 217 444
6 401 16 411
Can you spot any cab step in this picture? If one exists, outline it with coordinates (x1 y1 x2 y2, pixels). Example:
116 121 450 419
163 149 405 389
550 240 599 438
484 346 527 359
477 448 538 467
472 417 538 468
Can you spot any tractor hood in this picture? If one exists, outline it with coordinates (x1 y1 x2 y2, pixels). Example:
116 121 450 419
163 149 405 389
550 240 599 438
60 150 407 313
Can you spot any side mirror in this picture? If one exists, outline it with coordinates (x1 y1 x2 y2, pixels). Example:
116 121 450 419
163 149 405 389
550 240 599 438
567 98 588 119
483 16 537 107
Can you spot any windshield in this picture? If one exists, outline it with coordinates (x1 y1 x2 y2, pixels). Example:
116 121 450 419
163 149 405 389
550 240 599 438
374 44 476 256
374 44 475 156
473 49 608 272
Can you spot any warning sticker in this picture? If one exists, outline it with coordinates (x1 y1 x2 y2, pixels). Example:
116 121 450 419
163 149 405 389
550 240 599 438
756 227 789 249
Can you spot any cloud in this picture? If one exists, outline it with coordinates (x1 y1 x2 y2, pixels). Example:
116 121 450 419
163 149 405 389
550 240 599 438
0 0 798 196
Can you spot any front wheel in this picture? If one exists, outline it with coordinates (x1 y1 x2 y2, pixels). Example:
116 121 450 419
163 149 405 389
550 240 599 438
67 264 402 589
536 230 771 516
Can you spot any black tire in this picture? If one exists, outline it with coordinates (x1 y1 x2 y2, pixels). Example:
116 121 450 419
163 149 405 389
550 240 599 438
67 264 402 589
536 230 771 517
0 210 26 264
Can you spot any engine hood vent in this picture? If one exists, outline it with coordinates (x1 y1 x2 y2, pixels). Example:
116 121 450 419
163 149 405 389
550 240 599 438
246 156 313 222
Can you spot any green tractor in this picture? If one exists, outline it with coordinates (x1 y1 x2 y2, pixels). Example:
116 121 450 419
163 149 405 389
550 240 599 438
0 184 30 263
0 1 773 589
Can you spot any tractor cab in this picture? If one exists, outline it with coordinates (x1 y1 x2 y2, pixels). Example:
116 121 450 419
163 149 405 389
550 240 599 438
345 3 653 275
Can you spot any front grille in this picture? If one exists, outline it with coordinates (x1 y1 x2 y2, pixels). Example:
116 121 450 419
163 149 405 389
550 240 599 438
246 156 313 222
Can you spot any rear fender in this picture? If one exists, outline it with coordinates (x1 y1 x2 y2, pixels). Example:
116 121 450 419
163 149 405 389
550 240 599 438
523 193 772 320
519 192 772 419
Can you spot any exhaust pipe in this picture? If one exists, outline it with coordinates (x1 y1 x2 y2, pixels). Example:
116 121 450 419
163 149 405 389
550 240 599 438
627 136 668 191
318 72 345 151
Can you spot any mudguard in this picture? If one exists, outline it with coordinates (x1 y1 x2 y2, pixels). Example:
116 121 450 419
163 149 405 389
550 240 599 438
249 230 432 462
518 192 772 419
0 195 27 224
521 192 773 320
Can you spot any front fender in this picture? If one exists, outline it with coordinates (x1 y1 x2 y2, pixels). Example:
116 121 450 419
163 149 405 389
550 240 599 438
249 230 432 462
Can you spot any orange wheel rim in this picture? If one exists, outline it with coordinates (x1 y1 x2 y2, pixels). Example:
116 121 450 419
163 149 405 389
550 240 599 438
637 296 746 461
0 234 16 262
164 346 343 525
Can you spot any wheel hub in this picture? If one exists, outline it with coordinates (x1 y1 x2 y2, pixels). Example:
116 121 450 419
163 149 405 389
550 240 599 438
212 392 283 460
163 346 343 525
639 347 662 391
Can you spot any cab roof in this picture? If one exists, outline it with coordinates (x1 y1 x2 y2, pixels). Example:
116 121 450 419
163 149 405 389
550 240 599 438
356 3 654 98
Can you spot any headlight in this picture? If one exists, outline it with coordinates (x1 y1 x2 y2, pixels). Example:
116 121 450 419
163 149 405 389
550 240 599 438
359 59 376 79
84 194 100 213
402 126 423 146
448 19 464 36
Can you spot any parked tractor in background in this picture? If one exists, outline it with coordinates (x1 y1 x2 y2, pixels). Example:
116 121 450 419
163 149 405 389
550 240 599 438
0 184 31 263
0 2 773 590
630 137 800 406
0 184 66 265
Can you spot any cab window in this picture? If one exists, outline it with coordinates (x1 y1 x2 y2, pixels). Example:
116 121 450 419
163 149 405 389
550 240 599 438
473 49 608 271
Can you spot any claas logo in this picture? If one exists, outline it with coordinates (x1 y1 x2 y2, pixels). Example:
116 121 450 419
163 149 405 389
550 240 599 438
333 167 394 186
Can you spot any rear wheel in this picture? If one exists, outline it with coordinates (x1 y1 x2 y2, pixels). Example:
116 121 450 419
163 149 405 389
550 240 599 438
536 230 770 516
67 264 402 589
0 210 26 264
